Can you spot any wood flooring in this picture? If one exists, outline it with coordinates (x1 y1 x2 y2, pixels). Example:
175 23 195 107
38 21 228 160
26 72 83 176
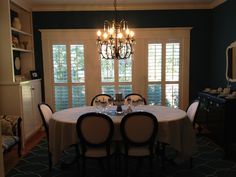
3 129 45 174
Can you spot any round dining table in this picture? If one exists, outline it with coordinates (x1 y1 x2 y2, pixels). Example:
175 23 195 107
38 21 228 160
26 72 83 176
49 105 197 165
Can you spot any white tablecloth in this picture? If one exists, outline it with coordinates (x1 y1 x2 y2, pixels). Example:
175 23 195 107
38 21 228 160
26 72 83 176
49 105 197 165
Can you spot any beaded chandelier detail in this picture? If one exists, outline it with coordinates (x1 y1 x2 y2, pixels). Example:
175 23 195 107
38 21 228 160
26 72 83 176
96 0 135 60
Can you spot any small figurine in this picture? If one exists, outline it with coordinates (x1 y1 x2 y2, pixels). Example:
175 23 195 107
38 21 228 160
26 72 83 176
12 36 19 48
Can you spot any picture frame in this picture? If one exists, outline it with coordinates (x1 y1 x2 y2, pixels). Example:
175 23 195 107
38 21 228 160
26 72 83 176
30 70 39 79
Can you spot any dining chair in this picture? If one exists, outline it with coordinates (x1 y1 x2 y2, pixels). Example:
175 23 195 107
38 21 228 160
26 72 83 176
124 93 147 105
90 94 112 106
38 103 80 170
38 103 53 170
157 100 200 170
76 112 115 177
120 111 158 177
186 99 200 168
187 100 200 128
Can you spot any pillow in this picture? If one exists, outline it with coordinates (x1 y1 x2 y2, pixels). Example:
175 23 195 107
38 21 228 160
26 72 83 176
0 115 20 136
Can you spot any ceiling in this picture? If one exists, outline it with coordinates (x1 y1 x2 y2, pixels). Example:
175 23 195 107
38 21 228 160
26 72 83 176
29 0 226 11
31 0 215 5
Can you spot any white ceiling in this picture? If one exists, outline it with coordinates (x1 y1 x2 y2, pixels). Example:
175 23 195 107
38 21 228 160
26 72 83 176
31 0 215 5
29 0 226 11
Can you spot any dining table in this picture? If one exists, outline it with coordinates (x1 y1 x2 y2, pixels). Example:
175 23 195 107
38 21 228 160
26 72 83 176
49 105 197 165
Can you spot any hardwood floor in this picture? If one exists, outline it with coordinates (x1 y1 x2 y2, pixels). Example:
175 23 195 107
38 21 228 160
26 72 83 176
3 129 45 174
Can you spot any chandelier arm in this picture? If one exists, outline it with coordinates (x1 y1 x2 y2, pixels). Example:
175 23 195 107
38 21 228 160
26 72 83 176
96 0 134 60
118 41 124 59
124 42 130 59
102 42 108 59
127 45 132 59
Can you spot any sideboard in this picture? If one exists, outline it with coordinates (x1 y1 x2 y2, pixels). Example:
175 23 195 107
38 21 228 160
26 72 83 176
197 91 236 156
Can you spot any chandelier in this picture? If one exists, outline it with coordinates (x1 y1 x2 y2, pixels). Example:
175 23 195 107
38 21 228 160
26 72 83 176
96 0 135 60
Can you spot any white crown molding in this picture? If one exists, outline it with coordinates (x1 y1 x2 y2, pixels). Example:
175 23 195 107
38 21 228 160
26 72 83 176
32 0 226 11
210 0 226 8
11 0 32 12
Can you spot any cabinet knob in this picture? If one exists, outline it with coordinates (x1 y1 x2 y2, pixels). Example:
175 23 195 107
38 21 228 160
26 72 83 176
31 87 35 90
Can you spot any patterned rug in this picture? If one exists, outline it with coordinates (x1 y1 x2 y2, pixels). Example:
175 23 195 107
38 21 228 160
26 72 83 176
5 136 236 177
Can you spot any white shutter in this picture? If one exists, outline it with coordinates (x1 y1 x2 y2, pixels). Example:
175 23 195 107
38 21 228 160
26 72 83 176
148 44 162 82
148 42 180 108
52 44 86 111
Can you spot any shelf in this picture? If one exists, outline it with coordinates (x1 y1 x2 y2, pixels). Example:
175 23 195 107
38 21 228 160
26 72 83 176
12 47 32 53
11 27 32 36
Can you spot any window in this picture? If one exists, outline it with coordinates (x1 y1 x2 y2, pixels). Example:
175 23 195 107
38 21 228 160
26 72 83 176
148 42 180 108
101 56 132 97
41 29 190 110
52 44 85 111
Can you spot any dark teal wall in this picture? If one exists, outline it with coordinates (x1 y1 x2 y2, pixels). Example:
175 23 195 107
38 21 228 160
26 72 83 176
33 9 212 101
210 0 236 89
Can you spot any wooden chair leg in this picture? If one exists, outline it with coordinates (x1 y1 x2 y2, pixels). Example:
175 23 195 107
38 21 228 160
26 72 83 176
82 157 86 177
124 156 128 177
190 157 193 169
107 157 111 177
48 151 52 171
17 143 21 157
149 156 154 177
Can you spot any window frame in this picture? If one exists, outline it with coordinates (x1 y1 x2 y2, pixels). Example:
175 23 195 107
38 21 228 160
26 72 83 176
41 28 190 110
101 57 133 96
147 41 181 107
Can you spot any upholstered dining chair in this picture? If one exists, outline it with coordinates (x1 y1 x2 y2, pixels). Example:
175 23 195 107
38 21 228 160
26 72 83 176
186 100 200 168
90 94 112 106
158 100 200 169
38 103 53 170
76 112 114 177
187 100 200 128
124 93 147 105
120 111 158 177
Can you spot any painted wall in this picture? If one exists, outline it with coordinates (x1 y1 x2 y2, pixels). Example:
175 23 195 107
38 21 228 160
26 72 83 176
210 0 236 89
33 9 212 102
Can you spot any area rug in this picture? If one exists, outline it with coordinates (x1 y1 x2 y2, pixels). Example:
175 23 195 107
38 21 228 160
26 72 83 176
5 136 236 177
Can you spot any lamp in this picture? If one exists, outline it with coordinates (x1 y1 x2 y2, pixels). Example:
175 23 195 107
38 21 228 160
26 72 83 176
96 0 135 60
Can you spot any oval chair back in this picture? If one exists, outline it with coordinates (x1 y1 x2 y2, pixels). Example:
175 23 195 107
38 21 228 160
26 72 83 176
120 111 158 152
38 103 53 170
187 100 200 123
90 94 112 106
38 103 53 141
124 93 147 105
76 112 114 155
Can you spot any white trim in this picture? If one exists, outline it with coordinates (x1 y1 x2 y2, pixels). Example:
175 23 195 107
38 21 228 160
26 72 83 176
32 0 226 11
210 0 226 9
41 28 190 110
226 41 236 83
11 0 32 12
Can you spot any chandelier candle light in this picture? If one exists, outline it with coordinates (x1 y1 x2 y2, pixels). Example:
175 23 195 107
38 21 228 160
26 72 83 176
96 0 135 60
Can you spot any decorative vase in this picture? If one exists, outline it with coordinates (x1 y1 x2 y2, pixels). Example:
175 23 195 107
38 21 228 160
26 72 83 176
12 17 21 30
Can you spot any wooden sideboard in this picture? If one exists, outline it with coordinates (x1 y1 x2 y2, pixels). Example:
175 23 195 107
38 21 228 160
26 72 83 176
197 92 236 156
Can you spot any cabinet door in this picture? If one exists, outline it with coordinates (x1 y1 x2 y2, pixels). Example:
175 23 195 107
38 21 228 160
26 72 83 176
21 83 35 141
31 80 42 130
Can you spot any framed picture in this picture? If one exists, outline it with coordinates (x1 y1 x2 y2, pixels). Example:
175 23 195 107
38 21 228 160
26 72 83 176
30 70 39 79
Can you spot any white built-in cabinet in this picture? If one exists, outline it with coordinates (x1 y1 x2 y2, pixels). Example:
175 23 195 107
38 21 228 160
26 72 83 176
0 80 42 148
21 80 42 142
0 0 42 147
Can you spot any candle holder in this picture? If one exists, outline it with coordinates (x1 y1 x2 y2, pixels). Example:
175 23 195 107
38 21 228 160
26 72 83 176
114 93 124 114
114 100 124 114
